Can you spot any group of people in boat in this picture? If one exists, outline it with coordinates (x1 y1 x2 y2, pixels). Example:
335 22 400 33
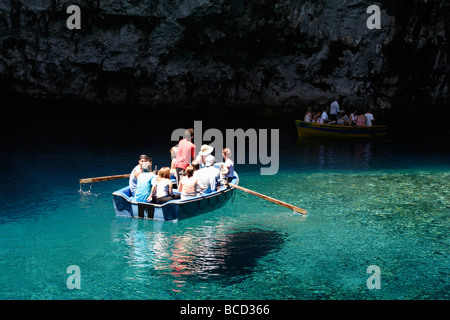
129 128 234 205
304 100 376 126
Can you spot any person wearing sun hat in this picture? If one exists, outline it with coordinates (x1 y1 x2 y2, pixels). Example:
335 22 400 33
195 144 214 168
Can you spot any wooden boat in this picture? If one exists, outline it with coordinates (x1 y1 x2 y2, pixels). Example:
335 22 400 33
112 170 239 221
295 120 388 138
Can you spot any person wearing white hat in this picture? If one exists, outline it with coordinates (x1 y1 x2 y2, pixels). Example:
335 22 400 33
194 155 220 195
195 144 214 168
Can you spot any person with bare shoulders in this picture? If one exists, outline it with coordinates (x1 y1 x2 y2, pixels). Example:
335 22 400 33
178 166 205 200
149 167 180 204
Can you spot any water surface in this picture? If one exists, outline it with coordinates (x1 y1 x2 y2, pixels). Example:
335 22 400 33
0 118 448 300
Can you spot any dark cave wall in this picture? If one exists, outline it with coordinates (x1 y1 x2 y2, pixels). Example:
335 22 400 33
0 1 448 119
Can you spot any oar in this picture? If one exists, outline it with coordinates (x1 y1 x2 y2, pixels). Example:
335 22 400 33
79 174 130 184
231 184 307 215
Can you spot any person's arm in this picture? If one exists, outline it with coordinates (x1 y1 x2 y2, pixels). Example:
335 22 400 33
148 185 156 202
196 178 205 192
191 145 196 163
168 180 173 196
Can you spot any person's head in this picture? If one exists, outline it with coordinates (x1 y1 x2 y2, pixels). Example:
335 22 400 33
170 147 178 160
198 144 214 157
141 161 152 172
205 155 215 167
139 154 151 166
184 128 194 141
185 166 194 178
191 160 200 171
222 148 231 159
158 167 171 179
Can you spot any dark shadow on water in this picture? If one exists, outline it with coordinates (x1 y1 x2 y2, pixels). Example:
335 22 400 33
170 228 285 282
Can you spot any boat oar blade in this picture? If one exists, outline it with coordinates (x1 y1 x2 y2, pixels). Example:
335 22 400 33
79 174 131 184
232 184 307 215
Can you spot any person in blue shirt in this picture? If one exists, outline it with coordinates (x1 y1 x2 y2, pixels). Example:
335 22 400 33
129 154 151 196
135 161 156 202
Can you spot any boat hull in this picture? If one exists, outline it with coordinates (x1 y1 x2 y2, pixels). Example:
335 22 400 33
295 120 388 138
112 173 239 221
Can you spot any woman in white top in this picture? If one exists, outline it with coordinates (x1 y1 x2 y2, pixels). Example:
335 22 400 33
149 167 180 204
304 107 312 122
321 109 329 123
178 166 205 200
220 148 234 183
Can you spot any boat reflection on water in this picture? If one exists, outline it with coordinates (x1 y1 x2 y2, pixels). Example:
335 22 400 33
121 221 285 291
169 229 284 280
296 137 376 171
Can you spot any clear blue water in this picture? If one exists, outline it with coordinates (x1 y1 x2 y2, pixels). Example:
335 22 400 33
0 118 448 300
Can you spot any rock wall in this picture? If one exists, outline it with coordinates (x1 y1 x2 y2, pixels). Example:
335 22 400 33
0 0 448 115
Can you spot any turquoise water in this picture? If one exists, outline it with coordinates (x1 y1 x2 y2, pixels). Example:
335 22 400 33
0 121 448 300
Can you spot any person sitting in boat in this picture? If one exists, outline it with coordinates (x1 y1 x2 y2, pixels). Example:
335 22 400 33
313 110 322 123
178 166 205 200
220 148 234 183
195 144 214 168
304 107 312 123
191 159 200 172
169 146 178 179
194 155 220 195
135 161 156 202
337 110 350 125
148 167 180 204
350 109 358 125
355 110 367 126
129 154 151 196
320 106 335 124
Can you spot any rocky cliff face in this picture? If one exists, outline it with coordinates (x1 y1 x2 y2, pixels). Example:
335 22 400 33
0 0 448 117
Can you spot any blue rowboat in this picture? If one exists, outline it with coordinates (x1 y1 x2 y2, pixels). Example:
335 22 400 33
112 171 239 221
295 120 388 138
